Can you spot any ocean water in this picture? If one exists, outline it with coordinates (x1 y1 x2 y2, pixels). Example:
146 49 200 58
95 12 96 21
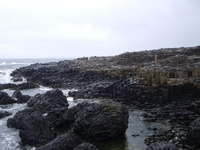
0 58 168 150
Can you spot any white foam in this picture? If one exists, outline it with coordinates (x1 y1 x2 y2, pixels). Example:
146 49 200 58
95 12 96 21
0 62 6 65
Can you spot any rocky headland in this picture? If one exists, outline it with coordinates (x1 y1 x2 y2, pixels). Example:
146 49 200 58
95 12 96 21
5 46 200 149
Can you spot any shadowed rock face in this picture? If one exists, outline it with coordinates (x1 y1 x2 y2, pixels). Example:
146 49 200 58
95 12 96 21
36 132 83 150
0 91 16 105
0 110 12 118
188 117 200 146
66 101 129 141
7 108 56 146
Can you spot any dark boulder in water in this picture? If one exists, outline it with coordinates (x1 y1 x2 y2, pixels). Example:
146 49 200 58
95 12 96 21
0 91 16 105
7 108 56 146
27 89 69 113
65 101 129 141
12 90 31 103
12 90 23 99
36 132 83 150
73 143 99 150
0 110 12 118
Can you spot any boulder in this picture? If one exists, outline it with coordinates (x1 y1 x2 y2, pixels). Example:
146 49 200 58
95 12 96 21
0 110 12 118
17 95 31 103
12 90 22 99
27 89 69 113
0 91 16 105
12 90 31 103
7 108 55 146
146 142 178 150
73 143 99 150
69 101 129 141
188 117 200 146
36 132 83 150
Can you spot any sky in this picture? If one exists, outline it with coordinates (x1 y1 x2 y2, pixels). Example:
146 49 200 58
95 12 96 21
0 0 200 58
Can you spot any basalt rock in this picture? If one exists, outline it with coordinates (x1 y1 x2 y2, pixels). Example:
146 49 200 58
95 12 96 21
7 108 56 146
0 110 12 118
27 89 69 113
0 91 16 105
73 143 99 150
68 101 129 141
12 90 31 103
188 117 200 146
0 82 39 90
146 142 178 150
36 132 83 150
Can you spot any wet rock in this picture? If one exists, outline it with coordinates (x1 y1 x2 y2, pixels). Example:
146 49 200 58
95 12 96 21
188 117 200 146
12 90 23 99
146 142 178 150
11 76 23 82
17 95 31 103
0 83 17 90
36 132 83 150
73 143 99 150
0 110 12 118
0 82 39 90
0 91 16 105
70 101 129 141
27 89 69 113
7 108 55 146
12 90 31 103
16 82 39 90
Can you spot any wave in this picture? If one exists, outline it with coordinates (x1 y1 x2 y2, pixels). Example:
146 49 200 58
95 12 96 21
0 62 6 65
0 62 28 65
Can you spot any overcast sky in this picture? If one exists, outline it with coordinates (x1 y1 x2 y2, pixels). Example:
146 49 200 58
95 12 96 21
0 0 200 58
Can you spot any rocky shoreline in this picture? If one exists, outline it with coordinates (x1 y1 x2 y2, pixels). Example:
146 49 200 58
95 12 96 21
1 46 200 149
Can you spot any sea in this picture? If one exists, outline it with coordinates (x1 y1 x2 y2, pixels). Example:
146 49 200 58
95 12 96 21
0 58 168 150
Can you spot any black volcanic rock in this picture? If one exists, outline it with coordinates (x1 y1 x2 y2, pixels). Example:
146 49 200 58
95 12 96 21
146 142 178 150
12 90 31 103
69 101 129 141
0 91 16 105
37 132 83 150
27 89 68 113
7 108 56 146
188 117 200 146
73 143 99 150
0 82 39 90
16 82 39 90
0 110 12 118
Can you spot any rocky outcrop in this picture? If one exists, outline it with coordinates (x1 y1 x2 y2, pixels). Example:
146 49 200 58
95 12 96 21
36 132 83 150
27 89 68 113
73 143 99 150
0 82 39 90
0 110 12 118
7 108 56 146
67 101 129 141
0 91 16 105
12 90 31 103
